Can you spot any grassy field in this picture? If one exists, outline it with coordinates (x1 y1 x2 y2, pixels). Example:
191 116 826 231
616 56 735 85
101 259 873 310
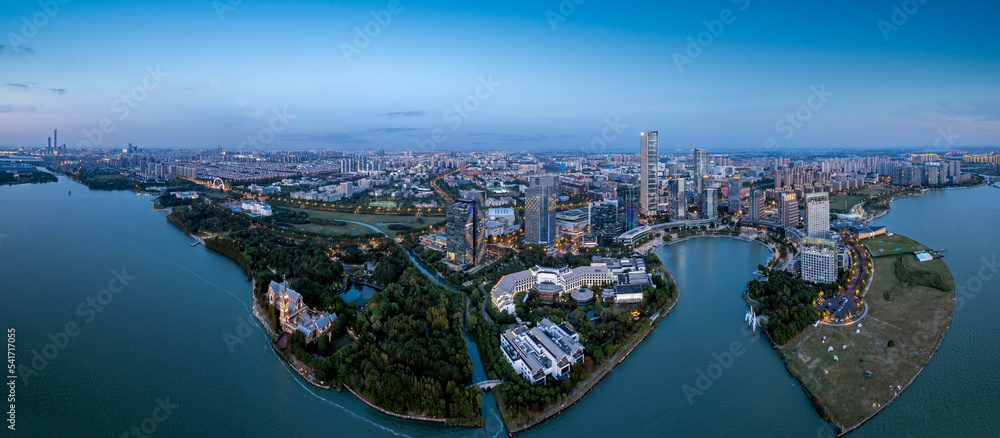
368 200 398 208
863 234 931 257
780 245 954 433
855 188 891 196
282 206 435 236
829 195 864 213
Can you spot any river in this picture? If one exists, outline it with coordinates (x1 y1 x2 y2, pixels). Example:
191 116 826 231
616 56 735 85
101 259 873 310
1 176 997 436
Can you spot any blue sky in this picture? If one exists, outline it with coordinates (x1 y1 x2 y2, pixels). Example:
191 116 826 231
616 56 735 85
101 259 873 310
1 0 999 152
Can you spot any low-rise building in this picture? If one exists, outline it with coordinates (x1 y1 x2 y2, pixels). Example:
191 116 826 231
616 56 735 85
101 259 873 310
500 318 585 385
266 280 337 343
239 200 273 216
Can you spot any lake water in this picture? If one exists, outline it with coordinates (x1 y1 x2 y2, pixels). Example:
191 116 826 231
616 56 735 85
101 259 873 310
2 176 997 436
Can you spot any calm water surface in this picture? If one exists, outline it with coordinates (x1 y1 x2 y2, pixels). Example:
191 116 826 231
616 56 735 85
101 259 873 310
1 177 997 436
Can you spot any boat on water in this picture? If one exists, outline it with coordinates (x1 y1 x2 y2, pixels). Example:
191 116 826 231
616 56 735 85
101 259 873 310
68 190 71 195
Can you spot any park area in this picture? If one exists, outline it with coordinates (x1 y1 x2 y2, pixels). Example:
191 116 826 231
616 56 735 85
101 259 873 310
855 187 891 196
780 235 954 433
829 195 864 213
863 234 931 257
282 206 435 237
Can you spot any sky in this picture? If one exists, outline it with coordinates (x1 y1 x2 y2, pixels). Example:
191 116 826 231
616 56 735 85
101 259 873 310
1 0 999 153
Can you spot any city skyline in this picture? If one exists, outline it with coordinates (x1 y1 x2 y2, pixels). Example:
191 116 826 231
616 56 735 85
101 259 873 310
2 1 1000 151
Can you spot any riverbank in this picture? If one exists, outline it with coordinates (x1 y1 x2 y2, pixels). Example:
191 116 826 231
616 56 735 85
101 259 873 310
778 234 955 436
504 282 680 435
249 284 331 390
859 176 986 222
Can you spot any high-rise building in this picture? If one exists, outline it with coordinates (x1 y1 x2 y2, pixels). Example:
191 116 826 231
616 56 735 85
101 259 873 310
616 185 639 233
804 192 830 238
749 189 765 222
801 238 838 283
670 177 686 220
727 177 742 215
640 131 659 216
525 186 557 246
693 149 710 194
703 188 717 219
529 175 560 194
446 191 486 266
588 202 618 247
779 191 799 228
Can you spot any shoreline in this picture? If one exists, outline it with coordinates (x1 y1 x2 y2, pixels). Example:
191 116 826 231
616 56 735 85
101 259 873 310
506 283 680 435
506 235 770 434
861 176 986 223
773 235 955 436
249 286 331 390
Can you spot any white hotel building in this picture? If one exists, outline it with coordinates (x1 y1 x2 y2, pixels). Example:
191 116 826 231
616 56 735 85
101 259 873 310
489 256 648 314
500 318 585 385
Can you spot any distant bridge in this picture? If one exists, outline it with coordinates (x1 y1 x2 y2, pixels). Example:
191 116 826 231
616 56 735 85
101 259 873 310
467 379 504 391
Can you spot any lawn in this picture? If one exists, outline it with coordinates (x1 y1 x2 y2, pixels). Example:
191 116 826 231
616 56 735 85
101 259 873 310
282 206 435 236
862 234 930 257
780 249 954 433
855 188 891 196
829 195 864 213
368 200 398 208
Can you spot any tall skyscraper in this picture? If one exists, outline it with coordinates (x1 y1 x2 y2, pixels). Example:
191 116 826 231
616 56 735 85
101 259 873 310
525 186 557 246
588 202 618 247
749 189 765 221
801 238 838 283
804 192 830 238
640 131 659 216
616 185 639 232
779 191 799 228
446 191 486 266
727 177 742 215
670 177 686 220
693 149 710 194
703 188 717 219
529 174 560 194
54 129 57 149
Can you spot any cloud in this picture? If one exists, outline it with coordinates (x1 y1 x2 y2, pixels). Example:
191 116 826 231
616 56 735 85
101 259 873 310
916 99 1000 122
386 111 426 117
5 83 33 90
0 45 34 55
370 127 423 134
49 88 66 95
279 132 369 144
0 105 37 113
